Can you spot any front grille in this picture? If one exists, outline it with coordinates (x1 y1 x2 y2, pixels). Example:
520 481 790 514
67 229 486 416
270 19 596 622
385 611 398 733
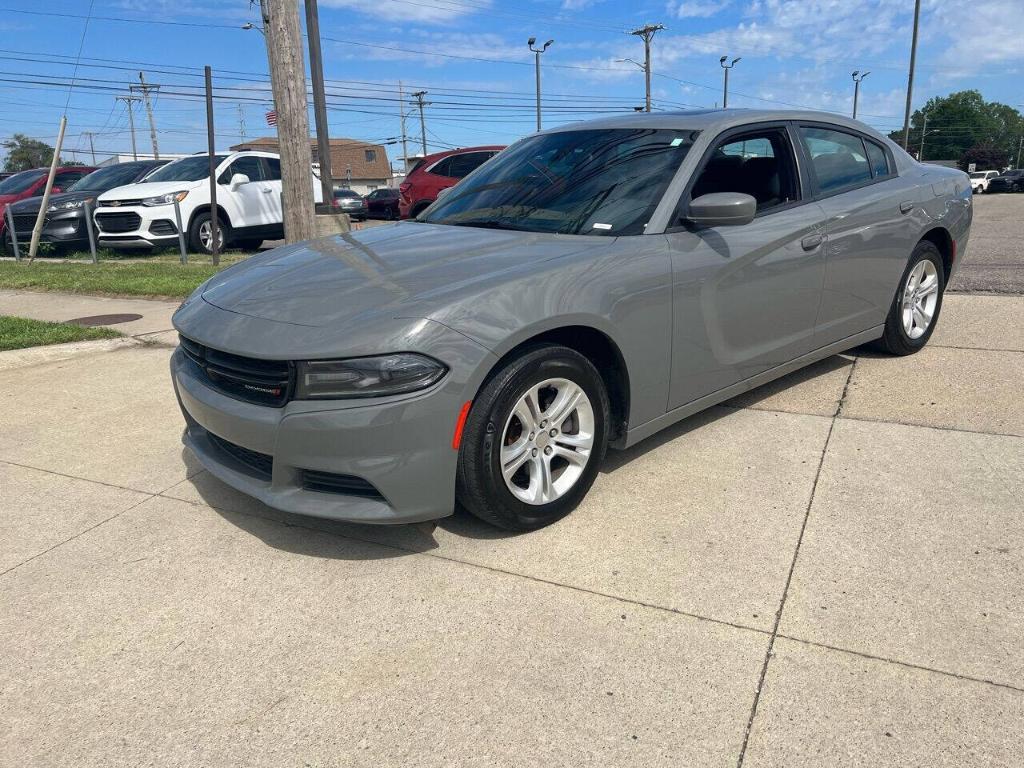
98 198 142 207
208 432 272 480
149 219 178 236
12 214 40 232
95 211 142 233
302 469 384 499
179 335 293 407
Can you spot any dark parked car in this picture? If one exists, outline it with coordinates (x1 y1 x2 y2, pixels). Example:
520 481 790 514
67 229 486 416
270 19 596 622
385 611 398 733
986 169 1024 193
0 165 96 239
172 110 971 531
364 187 400 220
332 188 367 220
398 146 504 218
3 161 166 253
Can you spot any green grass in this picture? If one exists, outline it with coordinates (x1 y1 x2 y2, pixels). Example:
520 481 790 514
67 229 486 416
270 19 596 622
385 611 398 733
0 315 122 351
0 260 232 299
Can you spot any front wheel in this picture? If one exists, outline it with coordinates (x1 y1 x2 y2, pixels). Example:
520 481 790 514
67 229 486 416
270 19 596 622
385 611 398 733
456 345 610 531
188 211 230 256
872 240 945 356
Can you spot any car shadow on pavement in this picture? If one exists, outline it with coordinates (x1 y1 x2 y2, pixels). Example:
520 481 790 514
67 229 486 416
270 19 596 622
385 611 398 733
187 351 855 556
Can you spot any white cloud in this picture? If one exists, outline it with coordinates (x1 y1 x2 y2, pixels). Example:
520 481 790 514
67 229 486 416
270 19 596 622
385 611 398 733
319 0 492 24
666 0 730 19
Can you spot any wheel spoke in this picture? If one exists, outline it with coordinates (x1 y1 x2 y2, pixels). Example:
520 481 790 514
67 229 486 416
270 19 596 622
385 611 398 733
545 383 583 426
918 280 938 298
554 431 593 449
553 445 589 467
912 306 927 330
501 440 531 480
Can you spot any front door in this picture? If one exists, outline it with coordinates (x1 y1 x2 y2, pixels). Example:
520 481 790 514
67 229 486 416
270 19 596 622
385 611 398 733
665 123 828 410
218 155 271 228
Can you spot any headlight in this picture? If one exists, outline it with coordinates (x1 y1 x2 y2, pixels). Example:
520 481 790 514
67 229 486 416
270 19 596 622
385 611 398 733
142 190 188 207
47 198 91 212
296 354 447 399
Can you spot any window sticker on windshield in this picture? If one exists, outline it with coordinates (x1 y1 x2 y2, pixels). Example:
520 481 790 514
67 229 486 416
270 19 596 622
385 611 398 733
592 223 612 230
670 138 684 147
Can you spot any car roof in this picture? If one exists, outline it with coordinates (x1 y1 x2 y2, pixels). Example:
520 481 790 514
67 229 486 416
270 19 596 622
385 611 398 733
418 145 506 164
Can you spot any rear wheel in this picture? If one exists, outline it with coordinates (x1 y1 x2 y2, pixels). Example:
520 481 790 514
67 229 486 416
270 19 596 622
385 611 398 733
456 345 609 531
872 240 945 356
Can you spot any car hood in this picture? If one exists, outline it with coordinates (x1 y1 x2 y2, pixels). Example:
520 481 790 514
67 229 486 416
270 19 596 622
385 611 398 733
97 180 203 201
198 222 608 329
8 190 97 215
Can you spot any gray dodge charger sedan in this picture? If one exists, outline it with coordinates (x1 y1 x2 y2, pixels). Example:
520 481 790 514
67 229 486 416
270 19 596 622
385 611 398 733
172 109 972 530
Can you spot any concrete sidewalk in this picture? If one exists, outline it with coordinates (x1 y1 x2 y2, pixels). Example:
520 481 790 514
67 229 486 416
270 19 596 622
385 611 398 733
0 289 179 340
1 293 1022 767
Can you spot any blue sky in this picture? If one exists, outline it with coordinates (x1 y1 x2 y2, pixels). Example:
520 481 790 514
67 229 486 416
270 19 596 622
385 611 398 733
1 0 1021 169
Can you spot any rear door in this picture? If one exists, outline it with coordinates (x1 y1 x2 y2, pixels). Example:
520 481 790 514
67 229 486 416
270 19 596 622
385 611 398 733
665 123 829 410
796 124 922 344
260 157 284 225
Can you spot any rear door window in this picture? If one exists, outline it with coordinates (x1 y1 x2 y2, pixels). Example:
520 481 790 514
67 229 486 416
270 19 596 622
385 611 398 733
428 157 454 177
446 152 492 179
262 157 282 181
800 126 872 193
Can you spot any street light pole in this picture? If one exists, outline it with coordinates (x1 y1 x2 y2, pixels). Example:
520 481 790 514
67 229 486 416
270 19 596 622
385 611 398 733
851 70 870 119
304 0 334 207
719 56 741 109
528 37 553 131
901 0 922 149
630 24 664 112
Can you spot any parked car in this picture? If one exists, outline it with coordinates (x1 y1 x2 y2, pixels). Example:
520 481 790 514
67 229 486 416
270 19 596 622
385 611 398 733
93 152 320 254
364 187 400 220
398 145 504 218
986 169 1024 193
331 188 367 220
0 165 96 237
968 169 1000 194
172 110 971 531
3 161 166 254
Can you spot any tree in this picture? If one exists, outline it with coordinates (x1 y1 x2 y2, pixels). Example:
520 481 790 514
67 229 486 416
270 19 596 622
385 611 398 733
2 134 55 172
888 90 1024 163
959 143 1008 172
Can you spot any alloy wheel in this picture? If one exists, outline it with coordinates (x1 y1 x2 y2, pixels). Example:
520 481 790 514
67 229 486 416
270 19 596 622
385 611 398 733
901 259 939 339
500 378 595 505
199 220 224 251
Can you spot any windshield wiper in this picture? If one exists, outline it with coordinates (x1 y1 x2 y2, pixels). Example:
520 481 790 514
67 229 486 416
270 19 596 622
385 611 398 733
441 219 522 231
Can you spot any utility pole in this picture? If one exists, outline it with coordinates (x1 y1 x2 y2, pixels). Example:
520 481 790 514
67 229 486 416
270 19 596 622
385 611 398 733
115 95 141 160
919 112 927 159
132 72 160 159
719 55 741 109
259 0 315 242
237 103 246 141
398 80 409 174
851 70 869 119
901 0 922 149
1016 136 1023 169
304 0 334 207
82 131 97 164
412 91 430 155
630 24 664 112
29 116 67 262
528 37 553 131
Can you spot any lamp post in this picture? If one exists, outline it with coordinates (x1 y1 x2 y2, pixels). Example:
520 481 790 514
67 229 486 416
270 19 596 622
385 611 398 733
851 70 870 119
720 56 741 109
920 128 939 162
528 38 554 132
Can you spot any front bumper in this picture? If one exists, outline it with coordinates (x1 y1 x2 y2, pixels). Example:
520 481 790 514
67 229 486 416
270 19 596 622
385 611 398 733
94 204 180 248
8 209 90 246
171 345 472 525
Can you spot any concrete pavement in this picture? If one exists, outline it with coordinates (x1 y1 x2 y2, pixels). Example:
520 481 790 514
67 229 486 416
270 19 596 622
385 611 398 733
1 292 1021 766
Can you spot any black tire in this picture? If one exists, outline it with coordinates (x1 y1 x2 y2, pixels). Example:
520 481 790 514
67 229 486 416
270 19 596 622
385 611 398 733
383 207 396 221
234 238 263 251
456 345 610 531
188 211 230 256
871 240 945 356
410 202 431 218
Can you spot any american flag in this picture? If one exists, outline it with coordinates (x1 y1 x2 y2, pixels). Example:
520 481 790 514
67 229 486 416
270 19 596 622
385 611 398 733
265 110 277 127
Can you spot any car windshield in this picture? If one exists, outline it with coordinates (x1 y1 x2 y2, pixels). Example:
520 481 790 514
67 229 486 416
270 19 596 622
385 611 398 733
0 169 44 194
420 128 695 236
69 164 152 192
333 190 359 198
144 155 227 183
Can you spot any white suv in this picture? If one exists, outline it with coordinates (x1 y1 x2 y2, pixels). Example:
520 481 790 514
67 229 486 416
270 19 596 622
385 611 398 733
94 151 318 253
968 169 999 194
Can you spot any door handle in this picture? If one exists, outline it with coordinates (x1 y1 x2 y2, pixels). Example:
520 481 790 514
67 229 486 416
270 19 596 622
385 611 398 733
801 233 824 251
260 187 273 193
899 201 914 214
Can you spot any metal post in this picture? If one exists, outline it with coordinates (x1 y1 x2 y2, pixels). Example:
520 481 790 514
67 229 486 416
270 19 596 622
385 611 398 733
205 65 219 265
901 0 921 149
535 51 542 130
304 0 334 208
5 206 21 261
851 71 869 120
723 66 729 109
919 113 928 160
172 198 188 264
83 199 98 263
1016 136 1023 169
116 95 141 161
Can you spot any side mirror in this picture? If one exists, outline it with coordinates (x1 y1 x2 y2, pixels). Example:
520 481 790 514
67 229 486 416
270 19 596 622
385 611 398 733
229 173 250 189
51 186 63 194
685 192 757 227
436 186 453 200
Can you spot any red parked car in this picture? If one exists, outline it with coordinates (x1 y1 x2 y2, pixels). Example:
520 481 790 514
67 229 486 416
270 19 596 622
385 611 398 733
0 166 96 233
398 146 504 219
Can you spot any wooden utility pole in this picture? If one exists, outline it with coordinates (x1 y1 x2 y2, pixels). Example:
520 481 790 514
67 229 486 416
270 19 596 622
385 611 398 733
28 116 67 262
116 95 141 160
133 72 160 159
260 0 315 242
412 90 430 155
82 131 97 164
398 80 409 174
630 24 664 113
